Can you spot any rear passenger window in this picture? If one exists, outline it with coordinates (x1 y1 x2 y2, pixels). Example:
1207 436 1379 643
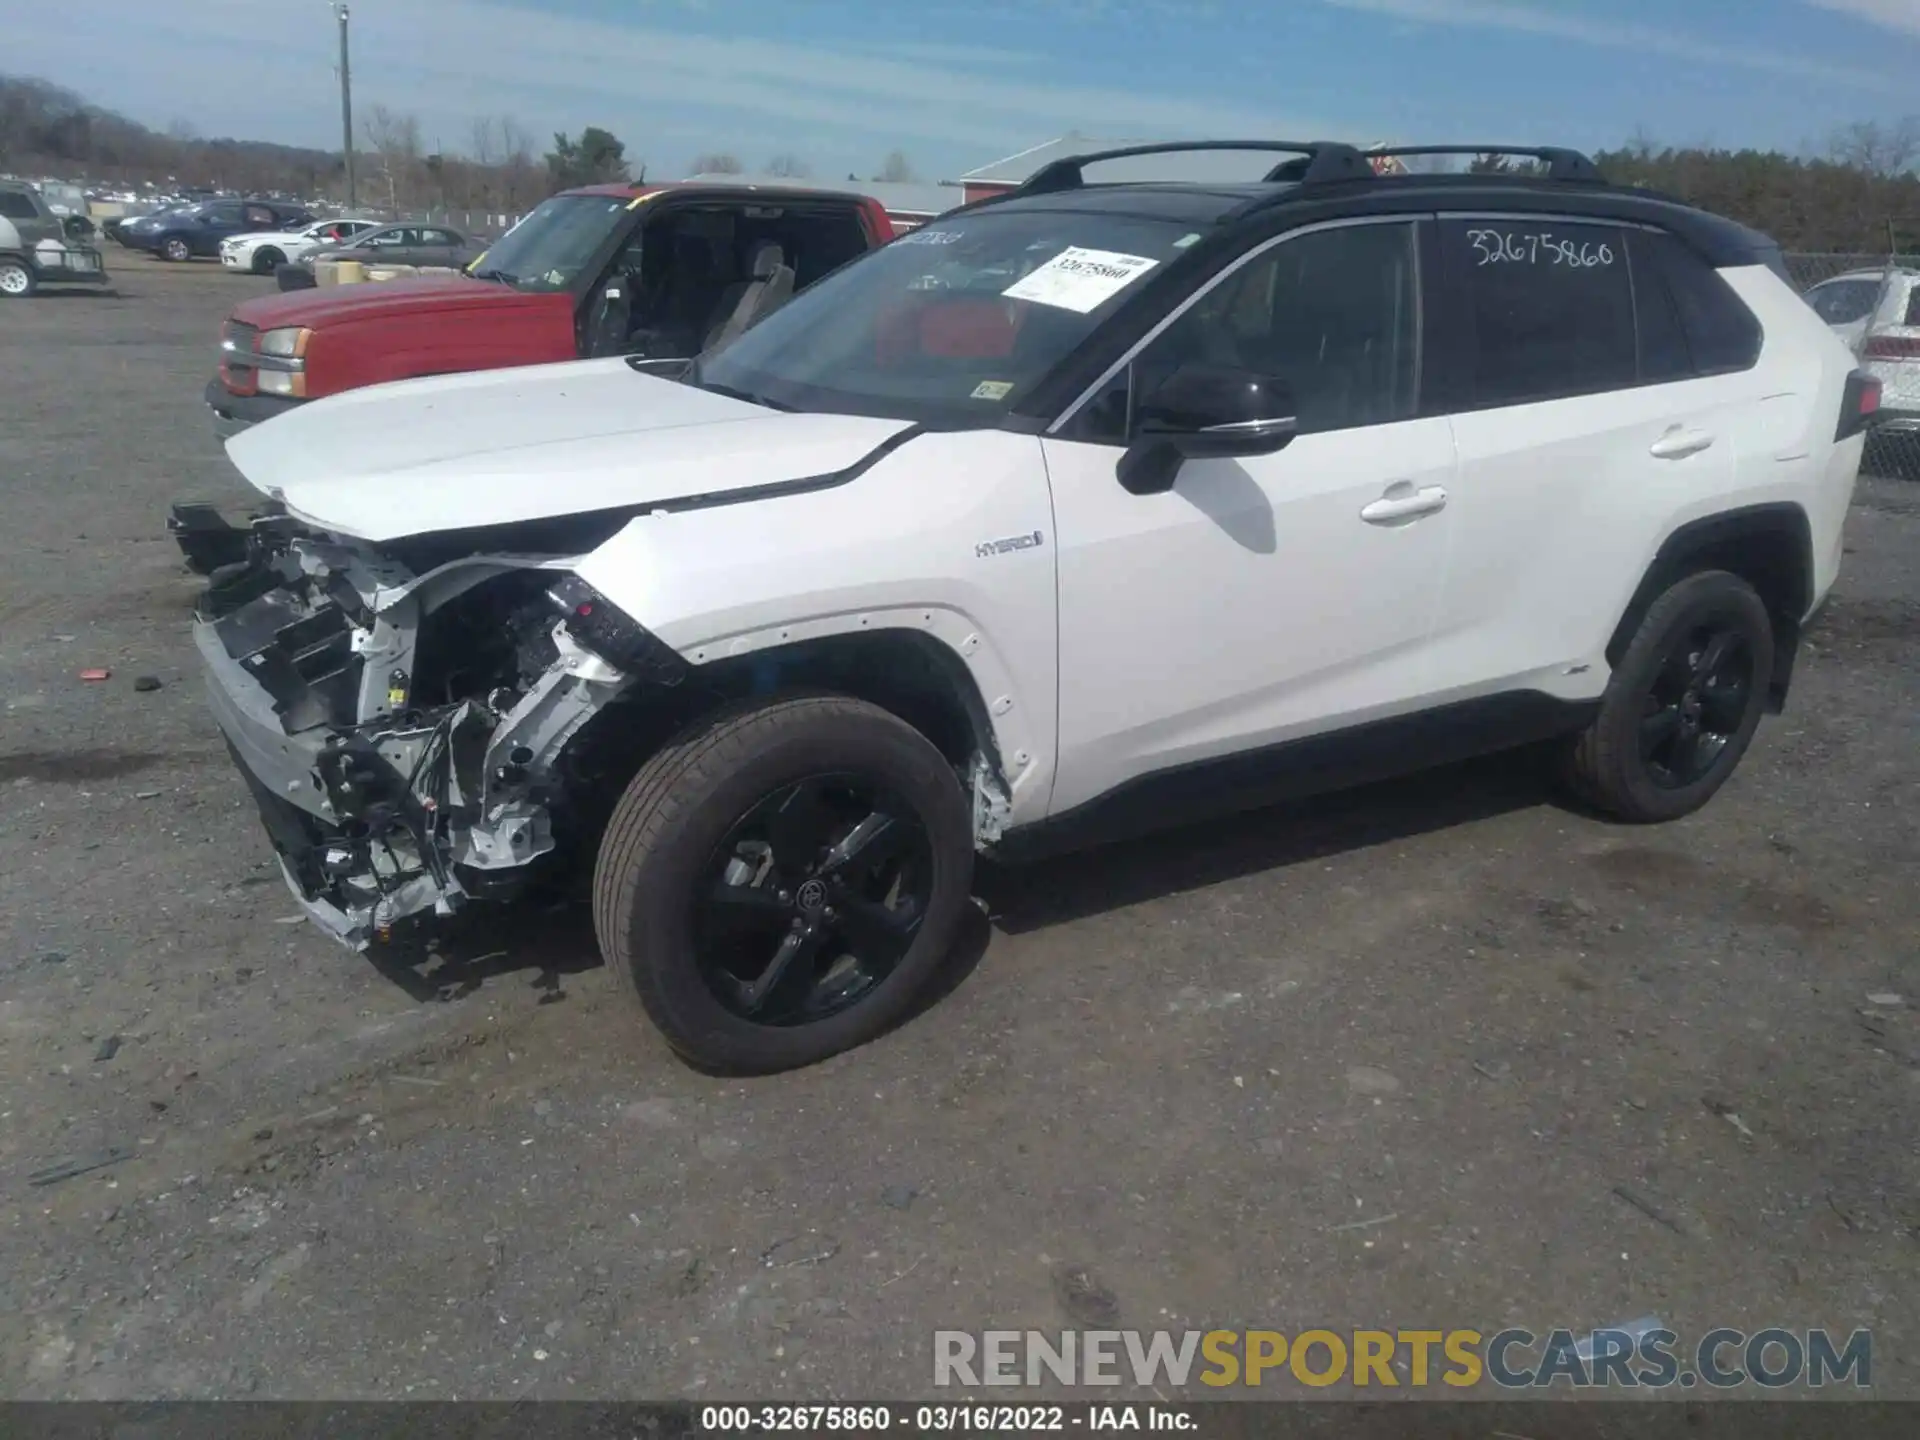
0 191 39 221
1645 231 1762 373
1444 219 1636 407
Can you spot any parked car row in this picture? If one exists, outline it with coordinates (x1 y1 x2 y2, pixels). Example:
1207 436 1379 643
273 222 491 289
164 144 1881 1074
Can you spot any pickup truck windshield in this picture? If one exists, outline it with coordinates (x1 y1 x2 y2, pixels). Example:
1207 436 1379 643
473 193 630 291
692 209 1203 424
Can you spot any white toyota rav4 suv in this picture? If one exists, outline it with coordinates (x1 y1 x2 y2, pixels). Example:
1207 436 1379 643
181 142 1877 1072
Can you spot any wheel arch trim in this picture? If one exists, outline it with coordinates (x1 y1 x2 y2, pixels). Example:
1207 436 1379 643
1605 501 1814 712
672 610 1048 826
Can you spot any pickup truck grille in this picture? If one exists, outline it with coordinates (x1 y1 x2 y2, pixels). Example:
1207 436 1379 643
220 320 260 394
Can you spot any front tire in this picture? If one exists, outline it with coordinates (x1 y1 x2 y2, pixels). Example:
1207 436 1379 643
593 695 975 1073
1561 570 1774 823
160 236 191 263
251 246 284 275
0 258 35 298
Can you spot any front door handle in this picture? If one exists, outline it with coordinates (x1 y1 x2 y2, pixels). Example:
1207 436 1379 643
1361 484 1449 524
1650 427 1715 460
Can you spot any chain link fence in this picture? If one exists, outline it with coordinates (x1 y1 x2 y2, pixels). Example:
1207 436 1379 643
1782 251 1920 481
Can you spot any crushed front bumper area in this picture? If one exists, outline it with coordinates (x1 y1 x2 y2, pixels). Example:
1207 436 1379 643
192 531 645 950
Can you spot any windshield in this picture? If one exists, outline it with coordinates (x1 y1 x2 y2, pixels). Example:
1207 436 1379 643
473 192 631 290
693 208 1205 424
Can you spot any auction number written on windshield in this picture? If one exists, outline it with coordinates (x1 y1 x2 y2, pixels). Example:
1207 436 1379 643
1467 228 1616 269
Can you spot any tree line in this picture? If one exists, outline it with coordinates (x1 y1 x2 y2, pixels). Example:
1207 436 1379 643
6 70 1918 250
0 73 921 219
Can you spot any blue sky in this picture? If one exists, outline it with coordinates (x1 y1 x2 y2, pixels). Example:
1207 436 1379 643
11 0 1920 180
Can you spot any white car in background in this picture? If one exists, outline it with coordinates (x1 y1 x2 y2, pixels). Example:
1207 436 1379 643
221 216 382 276
1804 267 1920 471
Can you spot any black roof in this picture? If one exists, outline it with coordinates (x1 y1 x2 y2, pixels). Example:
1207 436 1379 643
948 141 1781 268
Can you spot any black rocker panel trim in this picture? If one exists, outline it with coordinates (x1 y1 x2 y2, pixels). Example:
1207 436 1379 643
993 689 1598 863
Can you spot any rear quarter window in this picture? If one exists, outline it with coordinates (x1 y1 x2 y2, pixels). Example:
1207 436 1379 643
1644 231 1762 373
0 191 41 221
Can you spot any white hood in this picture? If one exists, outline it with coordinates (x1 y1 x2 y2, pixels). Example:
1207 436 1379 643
223 359 914 543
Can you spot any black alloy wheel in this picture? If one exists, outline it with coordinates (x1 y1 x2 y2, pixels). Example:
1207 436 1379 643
594 694 975 1073
1638 622 1756 790
1559 569 1774 823
695 774 933 1025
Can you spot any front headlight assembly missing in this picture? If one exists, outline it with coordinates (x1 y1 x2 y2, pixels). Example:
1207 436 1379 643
546 576 688 684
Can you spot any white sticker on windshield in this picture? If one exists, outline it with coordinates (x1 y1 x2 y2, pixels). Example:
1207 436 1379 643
894 228 964 246
1001 247 1159 313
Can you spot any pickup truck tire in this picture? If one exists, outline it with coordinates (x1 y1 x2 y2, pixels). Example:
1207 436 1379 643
594 694 974 1073
252 246 284 275
0 258 35 298
1560 570 1773 823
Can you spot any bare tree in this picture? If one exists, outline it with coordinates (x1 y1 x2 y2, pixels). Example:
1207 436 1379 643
765 152 810 178
876 149 915 183
498 116 541 211
1829 117 1920 177
690 152 743 175
363 103 423 215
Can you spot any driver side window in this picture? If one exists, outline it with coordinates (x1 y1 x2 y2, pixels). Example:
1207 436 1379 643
1074 220 1422 444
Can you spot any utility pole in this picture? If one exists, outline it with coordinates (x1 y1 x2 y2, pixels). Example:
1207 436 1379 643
336 3 356 208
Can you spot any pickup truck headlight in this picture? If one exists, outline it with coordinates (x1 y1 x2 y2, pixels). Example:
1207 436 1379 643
259 327 311 359
257 369 307 397
249 327 311 397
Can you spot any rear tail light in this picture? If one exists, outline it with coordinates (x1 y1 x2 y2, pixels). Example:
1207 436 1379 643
1862 334 1920 361
1838 369 1882 441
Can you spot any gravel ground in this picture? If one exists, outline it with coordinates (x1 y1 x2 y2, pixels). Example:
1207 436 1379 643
1 261 1916 1402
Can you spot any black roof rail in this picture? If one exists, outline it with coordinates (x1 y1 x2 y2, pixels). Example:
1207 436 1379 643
1015 140 1372 196
1367 145 1604 183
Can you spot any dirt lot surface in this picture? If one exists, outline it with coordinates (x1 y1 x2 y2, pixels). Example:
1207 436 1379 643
1 261 1916 1402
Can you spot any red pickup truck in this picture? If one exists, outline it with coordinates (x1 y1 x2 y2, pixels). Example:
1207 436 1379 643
203 180 897 439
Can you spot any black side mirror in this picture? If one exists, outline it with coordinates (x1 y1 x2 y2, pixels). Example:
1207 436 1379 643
1117 363 1298 496
585 276 632 359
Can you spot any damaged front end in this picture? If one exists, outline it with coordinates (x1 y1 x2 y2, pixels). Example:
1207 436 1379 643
193 515 684 949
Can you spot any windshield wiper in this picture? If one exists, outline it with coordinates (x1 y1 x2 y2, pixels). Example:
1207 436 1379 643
470 267 517 284
680 364 794 411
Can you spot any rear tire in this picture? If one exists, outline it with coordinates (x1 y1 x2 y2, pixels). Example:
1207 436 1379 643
251 246 284 275
0 258 35 298
1559 570 1773 823
593 694 974 1073
160 236 191 263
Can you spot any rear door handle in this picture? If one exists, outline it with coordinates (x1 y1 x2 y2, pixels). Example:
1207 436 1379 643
1650 427 1715 460
1361 484 1449 524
